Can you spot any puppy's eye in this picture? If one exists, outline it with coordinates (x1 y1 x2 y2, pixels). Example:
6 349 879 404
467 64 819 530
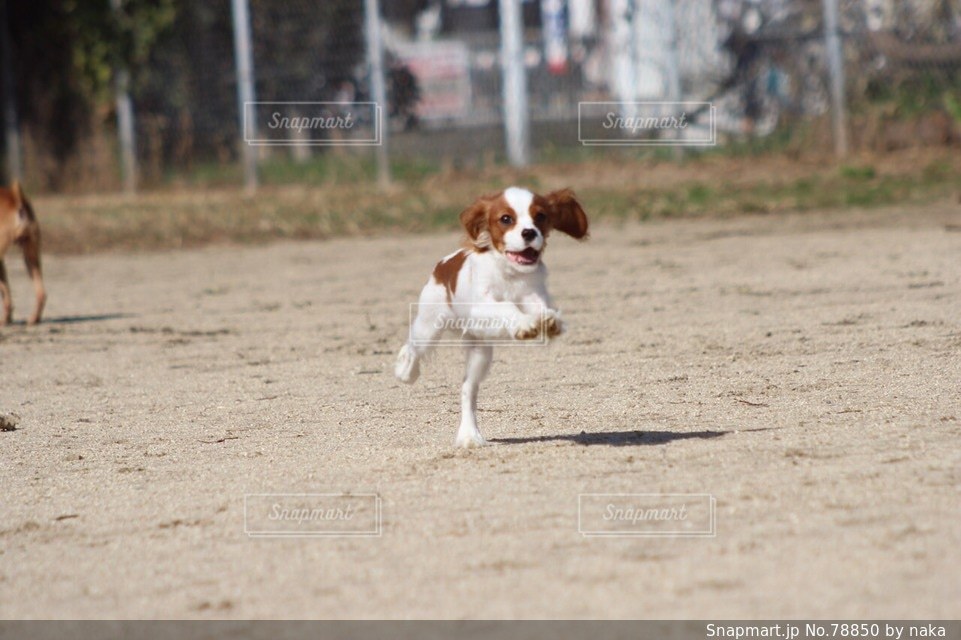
533 212 547 224
499 215 513 225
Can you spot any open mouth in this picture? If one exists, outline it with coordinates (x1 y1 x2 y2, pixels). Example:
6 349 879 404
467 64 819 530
506 247 541 266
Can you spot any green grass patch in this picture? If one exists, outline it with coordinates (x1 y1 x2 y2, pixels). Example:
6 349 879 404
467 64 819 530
839 165 877 181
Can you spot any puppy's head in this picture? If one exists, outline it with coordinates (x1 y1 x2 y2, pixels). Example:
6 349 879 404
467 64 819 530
459 186 588 272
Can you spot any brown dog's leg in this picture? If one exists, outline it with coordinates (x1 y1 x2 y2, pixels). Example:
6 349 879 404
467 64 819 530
22 233 45 325
0 260 11 325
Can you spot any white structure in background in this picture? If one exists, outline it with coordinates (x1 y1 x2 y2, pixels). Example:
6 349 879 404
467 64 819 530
383 14 473 123
606 0 728 140
607 0 727 98
633 0 673 99
569 0 596 39
569 0 600 90
674 0 730 92
607 0 637 115
607 0 674 103
415 2 443 40
863 0 886 31
636 0 733 99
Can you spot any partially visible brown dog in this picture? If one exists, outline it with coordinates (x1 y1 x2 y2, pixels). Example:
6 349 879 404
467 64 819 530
0 181 45 325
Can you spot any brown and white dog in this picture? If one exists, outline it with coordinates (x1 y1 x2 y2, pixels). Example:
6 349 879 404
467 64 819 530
0 181 45 325
395 186 588 447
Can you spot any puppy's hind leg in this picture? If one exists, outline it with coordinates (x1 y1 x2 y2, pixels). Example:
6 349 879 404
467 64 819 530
0 260 11 325
21 231 45 325
455 344 493 448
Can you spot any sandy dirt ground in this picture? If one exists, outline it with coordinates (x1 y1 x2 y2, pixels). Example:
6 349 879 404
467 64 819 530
1 201 960 619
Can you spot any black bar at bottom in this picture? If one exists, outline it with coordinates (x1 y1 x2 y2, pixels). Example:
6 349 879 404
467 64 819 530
0 621 958 640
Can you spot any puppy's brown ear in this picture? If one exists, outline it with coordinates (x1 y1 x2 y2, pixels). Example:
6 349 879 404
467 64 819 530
459 197 490 243
545 188 589 239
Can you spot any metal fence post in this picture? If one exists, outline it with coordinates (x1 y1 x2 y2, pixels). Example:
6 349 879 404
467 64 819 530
231 0 258 193
364 0 391 188
822 0 848 158
663 0 683 157
110 0 137 194
499 0 530 167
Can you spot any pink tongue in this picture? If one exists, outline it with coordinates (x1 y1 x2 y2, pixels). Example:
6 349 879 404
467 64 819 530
509 250 538 264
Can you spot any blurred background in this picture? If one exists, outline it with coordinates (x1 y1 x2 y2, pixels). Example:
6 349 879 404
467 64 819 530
1 0 959 251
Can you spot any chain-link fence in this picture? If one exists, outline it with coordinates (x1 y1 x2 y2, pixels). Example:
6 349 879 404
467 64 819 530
1 0 959 192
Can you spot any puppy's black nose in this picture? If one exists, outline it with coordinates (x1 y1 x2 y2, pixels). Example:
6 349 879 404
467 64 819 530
521 228 537 243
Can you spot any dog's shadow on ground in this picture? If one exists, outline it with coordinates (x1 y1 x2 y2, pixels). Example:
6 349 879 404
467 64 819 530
4 313 132 328
39 313 134 325
490 429 746 447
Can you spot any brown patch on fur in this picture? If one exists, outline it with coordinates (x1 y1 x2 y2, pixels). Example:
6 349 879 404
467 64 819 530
459 196 493 245
459 192 523 253
432 249 469 303
530 195 553 238
484 195 516 252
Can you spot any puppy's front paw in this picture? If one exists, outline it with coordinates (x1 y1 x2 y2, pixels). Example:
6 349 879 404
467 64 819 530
512 314 541 340
455 430 487 448
543 309 565 338
394 344 420 384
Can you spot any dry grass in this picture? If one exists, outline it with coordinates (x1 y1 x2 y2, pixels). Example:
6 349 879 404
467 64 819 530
31 148 961 254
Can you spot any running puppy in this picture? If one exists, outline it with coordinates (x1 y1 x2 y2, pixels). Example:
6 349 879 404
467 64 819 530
395 186 588 447
0 181 45 325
